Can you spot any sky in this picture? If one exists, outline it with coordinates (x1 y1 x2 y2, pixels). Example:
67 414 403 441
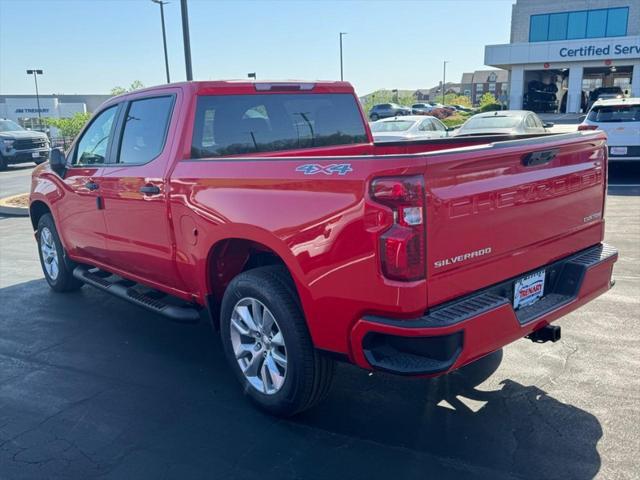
0 0 515 97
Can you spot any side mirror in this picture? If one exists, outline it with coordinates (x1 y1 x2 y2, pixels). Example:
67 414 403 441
543 122 554 129
49 148 67 176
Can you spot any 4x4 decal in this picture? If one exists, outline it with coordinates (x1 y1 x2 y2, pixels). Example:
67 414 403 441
296 163 353 176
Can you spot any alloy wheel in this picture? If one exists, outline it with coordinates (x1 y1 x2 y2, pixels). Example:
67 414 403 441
229 297 288 395
39 227 59 280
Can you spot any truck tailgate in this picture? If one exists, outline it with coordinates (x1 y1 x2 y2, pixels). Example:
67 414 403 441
424 132 608 306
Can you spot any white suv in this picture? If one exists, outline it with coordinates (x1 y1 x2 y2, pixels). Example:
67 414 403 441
579 98 640 162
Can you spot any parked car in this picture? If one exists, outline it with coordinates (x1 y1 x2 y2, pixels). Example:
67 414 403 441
370 115 450 142
0 119 50 170
455 110 552 136
369 103 411 121
588 86 624 110
452 104 473 113
578 97 640 162
31 80 616 416
411 103 434 115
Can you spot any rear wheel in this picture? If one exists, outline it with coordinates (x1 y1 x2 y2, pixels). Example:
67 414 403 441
220 266 334 416
37 214 83 292
370 114 379 121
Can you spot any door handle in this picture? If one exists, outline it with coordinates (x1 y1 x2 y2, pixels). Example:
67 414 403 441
139 184 161 195
85 181 99 191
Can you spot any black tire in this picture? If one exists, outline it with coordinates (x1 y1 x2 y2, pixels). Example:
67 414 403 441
370 114 379 121
36 213 83 292
220 265 334 417
0 154 7 171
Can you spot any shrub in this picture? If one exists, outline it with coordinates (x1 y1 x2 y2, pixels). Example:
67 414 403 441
479 103 503 112
427 108 454 120
478 92 501 112
44 112 92 139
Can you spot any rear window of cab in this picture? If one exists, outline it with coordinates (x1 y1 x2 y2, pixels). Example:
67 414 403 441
191 93 368 158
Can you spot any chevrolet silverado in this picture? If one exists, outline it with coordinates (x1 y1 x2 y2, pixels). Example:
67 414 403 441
29 81 617 416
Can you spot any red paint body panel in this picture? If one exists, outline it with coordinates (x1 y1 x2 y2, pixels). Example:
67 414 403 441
30 81 617 374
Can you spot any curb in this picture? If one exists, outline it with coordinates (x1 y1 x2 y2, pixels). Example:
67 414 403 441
0 193 29 217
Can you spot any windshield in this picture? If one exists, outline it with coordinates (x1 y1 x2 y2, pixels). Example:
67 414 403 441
0 120 25 132
588 105 640 123
370 120 415 132
461 115 521 130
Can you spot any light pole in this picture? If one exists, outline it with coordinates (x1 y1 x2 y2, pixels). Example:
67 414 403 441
339 32 347 81
180 0 193 81
247 72 256 80
26 69 43 129
442 60 449 105
151 0 171 83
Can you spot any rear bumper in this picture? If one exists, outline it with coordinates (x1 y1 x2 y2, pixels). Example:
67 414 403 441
349 243 618 375
608 145 640 161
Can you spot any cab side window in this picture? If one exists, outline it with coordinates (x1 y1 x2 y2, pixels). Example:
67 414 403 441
117 96 174 165
73 106 118 165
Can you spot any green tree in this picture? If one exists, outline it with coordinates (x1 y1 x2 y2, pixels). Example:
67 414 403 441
478 92 499 108
110 80 145 96
444 94 472 107
44 112 92 138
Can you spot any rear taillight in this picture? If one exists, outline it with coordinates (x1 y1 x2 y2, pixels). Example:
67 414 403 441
371 176 425 281
578 124 598 131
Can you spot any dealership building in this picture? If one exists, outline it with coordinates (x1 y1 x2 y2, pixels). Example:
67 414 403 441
485 0 640 113
0 94 111 130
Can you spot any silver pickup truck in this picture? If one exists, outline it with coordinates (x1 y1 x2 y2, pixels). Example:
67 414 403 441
0 119 50 170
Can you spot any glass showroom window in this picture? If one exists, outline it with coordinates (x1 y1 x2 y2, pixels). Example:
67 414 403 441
530 14 549 42
567 11 588 39
530 7 628 42
606 8 629 36
586 9 607 38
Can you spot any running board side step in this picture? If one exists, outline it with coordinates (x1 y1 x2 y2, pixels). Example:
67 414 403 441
73 266 200 323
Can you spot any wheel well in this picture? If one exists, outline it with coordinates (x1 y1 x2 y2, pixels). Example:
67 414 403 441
29 201 51 231
206 238 293 328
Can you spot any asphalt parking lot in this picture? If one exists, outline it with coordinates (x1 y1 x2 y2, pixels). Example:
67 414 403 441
0 163 639 480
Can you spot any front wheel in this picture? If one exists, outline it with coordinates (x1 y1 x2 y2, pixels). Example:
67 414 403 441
220 266 334 416
37 214 83 292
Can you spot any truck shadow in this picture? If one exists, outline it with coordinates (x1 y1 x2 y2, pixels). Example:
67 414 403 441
295 351 602 479
0 279 602 480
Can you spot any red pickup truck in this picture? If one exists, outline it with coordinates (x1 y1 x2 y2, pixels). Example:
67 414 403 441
30 81 617 416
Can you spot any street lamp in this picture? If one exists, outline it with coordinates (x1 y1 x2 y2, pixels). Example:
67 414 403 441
247 72 256 79
151 0 171 83
442 60 449 105
339 32 347 81
26 69 43 129
180 0 193 81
